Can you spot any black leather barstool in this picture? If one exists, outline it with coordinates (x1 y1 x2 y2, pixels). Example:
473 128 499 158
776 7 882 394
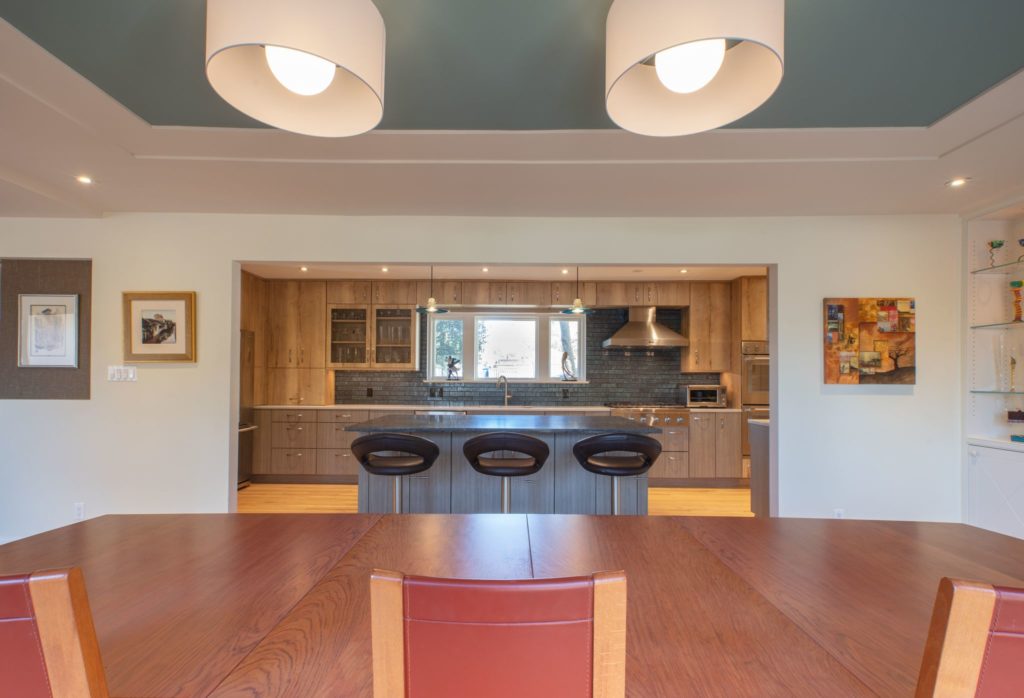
573 433 662 515
351 433 440 513
463 433 550 513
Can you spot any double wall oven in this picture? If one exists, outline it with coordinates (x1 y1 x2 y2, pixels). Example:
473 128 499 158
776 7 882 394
740 341 770 456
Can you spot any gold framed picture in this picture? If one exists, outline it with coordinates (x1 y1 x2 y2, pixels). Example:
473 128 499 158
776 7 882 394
122 292 197 363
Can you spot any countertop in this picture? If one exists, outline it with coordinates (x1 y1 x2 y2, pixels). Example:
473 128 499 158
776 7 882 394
344 414 660 434
255 404 611 412
254 404 745 413
748 419 770 427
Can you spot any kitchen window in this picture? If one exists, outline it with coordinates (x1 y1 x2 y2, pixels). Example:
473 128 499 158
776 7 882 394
427 312 586 382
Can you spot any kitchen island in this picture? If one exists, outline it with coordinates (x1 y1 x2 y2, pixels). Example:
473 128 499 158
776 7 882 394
345 414 659 515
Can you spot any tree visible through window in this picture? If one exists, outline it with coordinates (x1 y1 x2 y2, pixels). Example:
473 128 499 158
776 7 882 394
427 312 585 382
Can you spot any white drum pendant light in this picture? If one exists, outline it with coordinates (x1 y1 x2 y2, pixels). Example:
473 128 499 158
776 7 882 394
206 0 385 137
606 0 785 137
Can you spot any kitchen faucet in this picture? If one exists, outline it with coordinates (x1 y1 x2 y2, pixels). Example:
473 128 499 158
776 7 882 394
497 375 511 407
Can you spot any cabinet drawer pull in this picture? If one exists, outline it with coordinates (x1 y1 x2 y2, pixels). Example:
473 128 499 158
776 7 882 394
287 452 303 457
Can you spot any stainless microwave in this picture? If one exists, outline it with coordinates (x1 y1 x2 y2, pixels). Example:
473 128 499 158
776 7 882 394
685 385 727 408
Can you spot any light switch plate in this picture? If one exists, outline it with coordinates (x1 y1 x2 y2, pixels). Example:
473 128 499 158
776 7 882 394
107 366 138 382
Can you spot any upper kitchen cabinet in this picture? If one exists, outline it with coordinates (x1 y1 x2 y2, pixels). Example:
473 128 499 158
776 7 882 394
327 305 371 368
462 281 551 306
734 276 768 342
551 281 597 307
372 280 418 305
683 282 731 372
372 306 419 370
595 281 689 307
656 281 690 307
267 281 326 368
416 280 462 305
507 282 550 306
326 280 372 305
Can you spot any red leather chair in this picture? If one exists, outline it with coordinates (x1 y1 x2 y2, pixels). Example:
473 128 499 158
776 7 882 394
370 569 627 698
0 567 109 697
916 577 1024 697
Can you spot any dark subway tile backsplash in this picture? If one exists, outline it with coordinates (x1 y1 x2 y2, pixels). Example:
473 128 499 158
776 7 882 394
334 309 719 406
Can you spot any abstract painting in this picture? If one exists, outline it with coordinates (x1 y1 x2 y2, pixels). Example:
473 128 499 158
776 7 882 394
824 298 915 384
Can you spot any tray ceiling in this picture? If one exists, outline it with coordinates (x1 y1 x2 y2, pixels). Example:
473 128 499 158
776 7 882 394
2 0 1024 131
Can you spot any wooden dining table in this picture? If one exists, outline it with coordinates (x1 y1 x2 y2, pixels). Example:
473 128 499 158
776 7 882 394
2 513 1023 697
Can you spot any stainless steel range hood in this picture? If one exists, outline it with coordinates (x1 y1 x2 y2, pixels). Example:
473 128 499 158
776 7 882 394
602 307 688 348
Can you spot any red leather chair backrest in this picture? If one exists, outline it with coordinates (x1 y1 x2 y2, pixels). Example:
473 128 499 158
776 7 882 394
371 569 627 698
916 578 1024 697
975 585 1024 697
0 574 52 698
0 568 108 698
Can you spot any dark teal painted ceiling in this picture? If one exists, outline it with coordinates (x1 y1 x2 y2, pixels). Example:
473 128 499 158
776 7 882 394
2 0 1024 130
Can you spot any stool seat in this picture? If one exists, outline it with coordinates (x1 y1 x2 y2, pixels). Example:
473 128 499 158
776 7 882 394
364 454 430 475
476 455 538 476
583 454 648 476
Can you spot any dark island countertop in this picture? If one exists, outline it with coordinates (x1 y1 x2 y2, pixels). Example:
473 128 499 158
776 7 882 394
344 414 660 434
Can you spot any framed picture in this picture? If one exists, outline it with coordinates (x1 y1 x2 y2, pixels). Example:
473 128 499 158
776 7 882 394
18 294 79 368
823 297 915 385
123 292 197 363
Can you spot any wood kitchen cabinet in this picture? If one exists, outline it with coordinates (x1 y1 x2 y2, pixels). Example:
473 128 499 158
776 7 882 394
326 280 371 305
656 281 691 307
688 412 718 478
689 411 743 480
327 305 371 368
265 368 328 405
371 306 419 370
266 281 325 368
371 280 417 305
715 412 743 477
595 282 628 306
507 282 550 306
735 276 768 341
416 280 462 305
461 281 507 305
683 282 732 372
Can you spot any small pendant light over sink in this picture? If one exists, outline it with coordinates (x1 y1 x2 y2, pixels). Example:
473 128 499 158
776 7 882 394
561 267 593 316
605 0 785 137
418 266 449 315
205 0 385 137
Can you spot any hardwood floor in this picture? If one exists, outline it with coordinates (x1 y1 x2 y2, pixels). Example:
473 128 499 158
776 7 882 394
238 484 753 517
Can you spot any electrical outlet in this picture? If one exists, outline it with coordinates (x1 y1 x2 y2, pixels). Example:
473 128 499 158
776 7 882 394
833 508 844 519
438 387 444 398
429 387 437 398
73 502 85 521
366 387 373 397
562 388 570 399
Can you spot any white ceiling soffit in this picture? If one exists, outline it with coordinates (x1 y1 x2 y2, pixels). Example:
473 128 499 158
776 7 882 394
241 263 768 281
1 18 1023 219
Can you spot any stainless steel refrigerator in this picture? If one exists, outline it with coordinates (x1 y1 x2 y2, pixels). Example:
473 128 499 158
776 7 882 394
237 330 257 488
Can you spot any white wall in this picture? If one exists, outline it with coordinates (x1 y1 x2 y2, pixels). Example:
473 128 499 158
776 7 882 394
0 213 962 541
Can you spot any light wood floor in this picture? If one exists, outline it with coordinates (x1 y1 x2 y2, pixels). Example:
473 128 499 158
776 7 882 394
238 484 753 517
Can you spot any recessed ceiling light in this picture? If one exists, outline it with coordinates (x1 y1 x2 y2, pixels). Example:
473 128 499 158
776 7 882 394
381 267 389 272
561 268 569 275
947 177 971 188
679 269 688 274
75 175 93 185
300 266 309 272
482 267 489 272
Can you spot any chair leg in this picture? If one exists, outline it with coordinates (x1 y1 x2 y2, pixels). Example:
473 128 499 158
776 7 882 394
500 476 512 514
610 477 621 516
393 476 403 514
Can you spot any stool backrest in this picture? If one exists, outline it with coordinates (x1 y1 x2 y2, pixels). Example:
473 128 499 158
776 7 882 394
371 569 626 698
351 433 440 466
0 568 109 697
463 432 550 467
916 577 1024 697
573 433 662 466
